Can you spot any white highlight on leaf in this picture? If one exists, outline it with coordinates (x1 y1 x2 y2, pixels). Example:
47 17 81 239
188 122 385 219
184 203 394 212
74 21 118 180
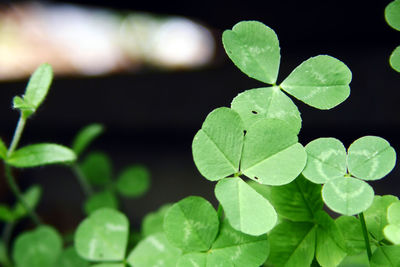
105 223 126 232
314 149 343 180
89 239 97 258
330 181 365 200
148 236 165 252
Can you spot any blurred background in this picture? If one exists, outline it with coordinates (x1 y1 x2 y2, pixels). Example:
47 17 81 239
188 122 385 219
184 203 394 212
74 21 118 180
0 0 399 233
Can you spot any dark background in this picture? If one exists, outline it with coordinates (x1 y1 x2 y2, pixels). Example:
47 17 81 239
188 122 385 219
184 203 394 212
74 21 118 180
1 0 400 232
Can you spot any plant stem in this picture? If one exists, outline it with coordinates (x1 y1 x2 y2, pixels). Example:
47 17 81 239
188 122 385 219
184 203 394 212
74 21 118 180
359 212 372 261
217 204 224 222
72 163 93 197
1 222 15 267
7 116 26 157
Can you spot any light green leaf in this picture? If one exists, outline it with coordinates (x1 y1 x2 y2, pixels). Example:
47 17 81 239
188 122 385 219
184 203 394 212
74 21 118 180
142 204 172 237
267 175 324 222
55 247 89 267
23 64 53 107
303 138 347 184
13 96 35 118
280 55 351 109
322 177 374 216
13 185 42 220
215 177 277 236
91 264 124 267
72 124 104 156
222 21 280 84
384 202 400 244
116 165 150 197
83 190 118 215
370 245 400 267
347 136 396 181
177 253 232 267
267 221 316 267
192 108 244 181
338 252 369 267
80 152 112 186
13 225 62 267
385 0 400 31
230 86 301 134
315 211 347 267
336 216 372 255
241 119 307 185
364 195 398 241
0 138 7 159
389 46 400 72
127 233 181 267
163 196 219 252
74 208 129 261
7 143 76 168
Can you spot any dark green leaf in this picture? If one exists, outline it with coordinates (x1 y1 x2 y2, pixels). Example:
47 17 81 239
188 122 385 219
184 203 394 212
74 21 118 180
116 165 150 197
13 185 42 220
83 190 118 215
72 123 104 156
80 152 112 186
0 138 7 159
336 216 373 255
370 245 400 267
55 247 89 267
142 204 172 237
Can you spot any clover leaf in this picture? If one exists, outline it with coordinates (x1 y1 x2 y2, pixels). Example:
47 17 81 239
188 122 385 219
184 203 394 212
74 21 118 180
384 201 400 244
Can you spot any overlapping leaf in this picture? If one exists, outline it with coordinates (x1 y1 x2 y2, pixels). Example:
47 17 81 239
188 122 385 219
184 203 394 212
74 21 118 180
142 204 171 237
370 245 400 267
83 190 118 215
384 201 400 244
336 216 373 255
55 247 89 267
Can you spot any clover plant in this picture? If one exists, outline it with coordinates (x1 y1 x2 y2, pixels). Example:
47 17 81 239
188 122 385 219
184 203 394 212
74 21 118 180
1 6 400 267
386 0 400 72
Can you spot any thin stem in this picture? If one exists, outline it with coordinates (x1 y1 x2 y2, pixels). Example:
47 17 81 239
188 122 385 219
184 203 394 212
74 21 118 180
217 204 224 222
1 222 15 267
359 212 372 261
72 163 93 197
7 116 26 157
4 165 41 226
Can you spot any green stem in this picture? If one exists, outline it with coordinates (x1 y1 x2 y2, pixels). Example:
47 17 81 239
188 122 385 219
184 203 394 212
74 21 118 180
4 165 41 225
217 204 224 222
72 163 93 197
1 222 15 267
7 116 26 157
359 212 372 261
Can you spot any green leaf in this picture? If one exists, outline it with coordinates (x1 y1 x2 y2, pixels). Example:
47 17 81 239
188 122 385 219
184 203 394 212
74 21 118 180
385 0 400 31
55 247 89 267
192 107 244 181
13 96 35 118
322 177 374 216
231 87 302 134
370 245 400 267
177 252 232 267
384 202 400 244
315 211 347 267
338 252 369 267
347 136 396 181
83 190 118 215
302 138 347 184
72 123 104 156
0 138 7 159
127 233 181 267
7 143 76 168
267 175 324 222
336 216 372 255
241 119 307 185
389 46 400 72
215 177 277 236
74 208 129 261
280 55 352 109
0 241 10 267
12 225 62 267
80 152 112 186
222 21 280 84
142 204 172 237
116 165 150 197
91 264 124 267
267 220 316 267
13 185 42 220
364 195 398 241
0 205 14 222
163 196 219 252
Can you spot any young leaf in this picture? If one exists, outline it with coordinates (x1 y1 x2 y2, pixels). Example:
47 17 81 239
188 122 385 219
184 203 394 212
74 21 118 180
336 216 372 255
322 177 374 216
389 46 400 72
267 220 316 267
347 136 396 181
192 108 244 181
364 195 398 241
74 208 129 261
222 21 280 84
267 175 324 222
230 86 302 134
302 138 347 184
315 211 347 267
55 247 89 267
385 0 400 31
142 204 172 237
0 138 7 159
13 185 42 220
6 143 76 168
116 165 150 197
80 152 112 186
384 202 400 244
280 55 352 109
241 119 307 185
163 196 219 252
72 123 104 156
13 96 35 118
370 245 400 267
0 205 15 222
83 190 118 215
12 225 62 267
215 177 277 236
127 233 181 267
